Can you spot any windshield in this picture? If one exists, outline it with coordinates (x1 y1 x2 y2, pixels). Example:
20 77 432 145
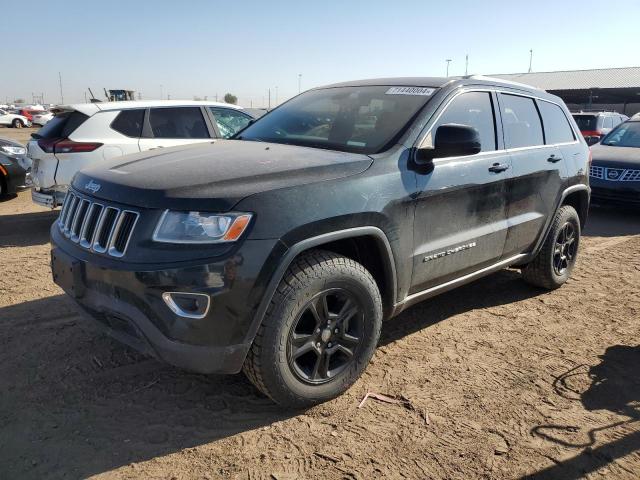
572 114 598 131
601 121 640 147
237 85 435 154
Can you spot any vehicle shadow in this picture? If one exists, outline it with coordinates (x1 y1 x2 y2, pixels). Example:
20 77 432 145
0 210 58 247
0 294 293 480
583 204 640 238
380 268 540 346
0 268 545 479
0 193 18 202
524 345 640 479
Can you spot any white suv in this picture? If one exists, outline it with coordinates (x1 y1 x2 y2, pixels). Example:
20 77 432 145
0 109 32 128
29 100 256 208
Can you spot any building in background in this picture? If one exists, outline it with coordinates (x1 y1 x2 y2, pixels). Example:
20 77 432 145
495 66 640 116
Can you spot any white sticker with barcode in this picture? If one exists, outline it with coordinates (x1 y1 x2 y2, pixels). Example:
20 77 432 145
385 86 435 96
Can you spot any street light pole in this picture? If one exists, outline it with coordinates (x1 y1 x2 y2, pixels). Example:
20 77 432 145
528 49 533 73
445 59 452 77
58 72 64 104
298 74 302 94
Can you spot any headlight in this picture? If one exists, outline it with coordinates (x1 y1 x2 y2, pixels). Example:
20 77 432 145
153 211 252 244
1 145 26 156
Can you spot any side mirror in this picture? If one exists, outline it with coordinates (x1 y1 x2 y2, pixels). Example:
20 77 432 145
416 124 482 163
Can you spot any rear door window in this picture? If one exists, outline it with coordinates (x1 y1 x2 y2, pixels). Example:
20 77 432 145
208 107 252 138
33 111 89 139
111 109 145 137
148 107 210 139
537 101 575 144
499 94 544 148
431 91 497 151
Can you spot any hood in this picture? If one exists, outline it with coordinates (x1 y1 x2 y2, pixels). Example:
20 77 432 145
591 144 640 168
73 140 373 211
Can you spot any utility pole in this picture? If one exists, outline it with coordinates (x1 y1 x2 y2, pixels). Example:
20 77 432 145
58 72 64 104
268 88 271 110
465 54 469 76
528 49 533 73
298 74 302 94
445 59 452 77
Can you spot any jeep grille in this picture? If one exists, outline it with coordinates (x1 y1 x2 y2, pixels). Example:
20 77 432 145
58 191 139 258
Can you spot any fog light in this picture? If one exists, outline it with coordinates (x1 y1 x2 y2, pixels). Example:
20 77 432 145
162 292 210 319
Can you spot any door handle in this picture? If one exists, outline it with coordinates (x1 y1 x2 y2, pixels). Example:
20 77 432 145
547 155 562 163
488 163 510 173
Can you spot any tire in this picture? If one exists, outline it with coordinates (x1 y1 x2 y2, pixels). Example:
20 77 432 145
12 119 24 129
522 205 580 290
243 250 382 408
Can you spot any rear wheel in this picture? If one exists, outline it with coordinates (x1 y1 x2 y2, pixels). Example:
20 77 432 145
243 250 382 408
12 119 24 129
522 205 580 289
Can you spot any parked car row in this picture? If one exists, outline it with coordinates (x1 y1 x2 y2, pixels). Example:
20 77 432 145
29 100 258 207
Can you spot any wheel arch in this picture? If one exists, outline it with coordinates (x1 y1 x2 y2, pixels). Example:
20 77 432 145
560 185 590 229
245 226 398 346
528 184 590 259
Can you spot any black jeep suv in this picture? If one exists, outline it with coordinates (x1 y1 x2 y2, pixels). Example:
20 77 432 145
51 77 590 407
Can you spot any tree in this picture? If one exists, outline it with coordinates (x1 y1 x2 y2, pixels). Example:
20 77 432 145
224 93 237 105
193 95 202 101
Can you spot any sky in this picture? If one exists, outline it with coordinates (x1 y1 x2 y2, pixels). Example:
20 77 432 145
2 0 639 107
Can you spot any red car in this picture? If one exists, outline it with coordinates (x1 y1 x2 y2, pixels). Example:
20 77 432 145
572 111 628 145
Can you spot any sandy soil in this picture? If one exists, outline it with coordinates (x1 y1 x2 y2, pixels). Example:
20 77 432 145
1 132 639 479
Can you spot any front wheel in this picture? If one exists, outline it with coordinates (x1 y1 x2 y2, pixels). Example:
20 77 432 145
243 250 382 408
522 205 581 289
12 119 24 128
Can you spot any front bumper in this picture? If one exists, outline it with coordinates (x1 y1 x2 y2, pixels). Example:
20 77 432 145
32 188 66 208
590 178 640 205
51 225 283 374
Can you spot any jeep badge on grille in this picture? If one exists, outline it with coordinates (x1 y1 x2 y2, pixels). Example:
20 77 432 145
85 179 101 193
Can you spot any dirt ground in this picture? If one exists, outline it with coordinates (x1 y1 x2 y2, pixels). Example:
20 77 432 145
1 127 639 479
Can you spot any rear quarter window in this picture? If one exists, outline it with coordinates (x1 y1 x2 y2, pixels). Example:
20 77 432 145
111 109 145 137
34 111 89 139
537 101 575 144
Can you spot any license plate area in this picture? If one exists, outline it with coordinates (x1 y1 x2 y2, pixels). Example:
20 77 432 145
51 248 85 298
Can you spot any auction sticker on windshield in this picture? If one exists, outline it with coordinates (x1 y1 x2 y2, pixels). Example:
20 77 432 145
385 86 435 96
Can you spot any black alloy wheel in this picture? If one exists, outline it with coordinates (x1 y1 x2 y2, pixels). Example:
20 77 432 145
287 288 363 384
553 222 577 276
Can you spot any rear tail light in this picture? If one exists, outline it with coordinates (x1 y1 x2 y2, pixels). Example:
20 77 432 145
36 138 102 154
37 138 60 153
54 140 103 153
581 130 601 138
